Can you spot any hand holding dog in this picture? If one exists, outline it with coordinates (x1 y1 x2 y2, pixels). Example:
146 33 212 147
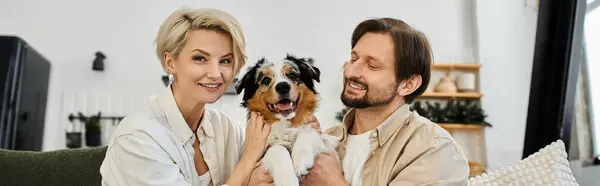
304 114 322 134
299 152 349 186
227 112 271 186
247 162 274 186
243 111 271 163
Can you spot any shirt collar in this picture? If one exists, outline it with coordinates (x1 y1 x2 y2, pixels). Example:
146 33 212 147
341 104 411 147
158 85 214 144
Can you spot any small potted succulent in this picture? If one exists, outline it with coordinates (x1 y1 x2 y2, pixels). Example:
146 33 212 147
65 131 82 149
79 112 103 147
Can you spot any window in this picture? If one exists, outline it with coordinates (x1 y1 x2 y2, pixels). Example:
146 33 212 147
585 0 600 159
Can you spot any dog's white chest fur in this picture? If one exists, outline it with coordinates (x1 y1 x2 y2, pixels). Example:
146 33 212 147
260 120 339 186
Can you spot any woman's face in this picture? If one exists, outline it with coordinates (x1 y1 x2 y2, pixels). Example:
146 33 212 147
165 29 235 104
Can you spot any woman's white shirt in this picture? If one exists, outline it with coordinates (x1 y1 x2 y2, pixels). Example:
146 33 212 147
100 86 245 186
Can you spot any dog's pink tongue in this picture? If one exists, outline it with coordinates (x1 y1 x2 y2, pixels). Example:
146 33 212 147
276 102 293 110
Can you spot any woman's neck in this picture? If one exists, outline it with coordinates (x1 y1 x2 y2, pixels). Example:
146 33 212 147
172 85 205 133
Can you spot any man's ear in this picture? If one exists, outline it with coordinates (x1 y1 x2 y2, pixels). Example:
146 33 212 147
397 75 423 96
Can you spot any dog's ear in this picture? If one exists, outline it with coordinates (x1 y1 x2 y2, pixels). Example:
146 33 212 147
304 58 320 82
285 54 321 93
235 58 265 106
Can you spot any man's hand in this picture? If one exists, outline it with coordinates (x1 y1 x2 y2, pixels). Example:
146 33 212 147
299 152 349 186
303 114 322 134
246 163 273 186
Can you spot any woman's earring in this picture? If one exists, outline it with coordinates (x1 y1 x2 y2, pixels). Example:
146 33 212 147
168 73 175 85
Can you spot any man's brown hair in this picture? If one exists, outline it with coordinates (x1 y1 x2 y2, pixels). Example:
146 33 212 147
351 18 432 104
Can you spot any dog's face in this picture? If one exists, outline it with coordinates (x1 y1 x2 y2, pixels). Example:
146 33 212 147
236 54 320 126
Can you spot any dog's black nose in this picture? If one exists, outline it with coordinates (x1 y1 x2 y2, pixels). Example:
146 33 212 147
275 82 291 94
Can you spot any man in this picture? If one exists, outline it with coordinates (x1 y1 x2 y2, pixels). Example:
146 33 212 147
300 18 470 186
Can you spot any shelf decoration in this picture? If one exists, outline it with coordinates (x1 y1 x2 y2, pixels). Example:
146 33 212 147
335 107 351 123
66 112 125 148
410 100 491 127
66 132 82 149
456 72 476 92
335 100 490 127
92 51 106 71
80 112 102 147
420 62 487 177
434 75 458 93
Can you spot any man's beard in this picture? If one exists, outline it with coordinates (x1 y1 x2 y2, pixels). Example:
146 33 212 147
340 78 398 109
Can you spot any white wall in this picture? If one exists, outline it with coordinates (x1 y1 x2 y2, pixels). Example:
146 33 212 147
475 0 539 169
0 0 477 151
0 0 539 172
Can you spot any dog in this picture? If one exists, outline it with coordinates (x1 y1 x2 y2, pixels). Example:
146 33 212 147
235 54 339 186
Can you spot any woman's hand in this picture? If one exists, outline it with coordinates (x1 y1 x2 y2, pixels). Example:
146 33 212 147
241 112 271 162
247 162 274 186
226 111 271 186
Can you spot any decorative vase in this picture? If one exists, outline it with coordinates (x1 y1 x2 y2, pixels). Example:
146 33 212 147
456 73 476 92
66 132 82 148
434 76 458 93
85 131 102 147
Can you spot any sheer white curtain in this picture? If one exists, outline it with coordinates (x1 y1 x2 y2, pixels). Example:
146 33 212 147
573 54 594 164
572 2 600 164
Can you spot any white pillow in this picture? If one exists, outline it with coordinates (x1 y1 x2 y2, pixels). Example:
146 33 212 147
468 140 579 185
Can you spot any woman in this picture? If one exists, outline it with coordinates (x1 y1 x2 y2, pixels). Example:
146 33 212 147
99 8 302 186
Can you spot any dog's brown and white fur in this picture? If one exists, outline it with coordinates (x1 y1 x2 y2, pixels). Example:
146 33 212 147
235 55 339 186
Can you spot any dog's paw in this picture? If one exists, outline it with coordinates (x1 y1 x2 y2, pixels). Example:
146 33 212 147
262 145 299 186
292 150 315 177
321 133 340 152
291 128 323 177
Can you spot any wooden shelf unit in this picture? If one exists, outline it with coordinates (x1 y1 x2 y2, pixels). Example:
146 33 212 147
468 161 486 177
432 63 481 70
420 92 482 99
417 63 487 177
438 123 485 130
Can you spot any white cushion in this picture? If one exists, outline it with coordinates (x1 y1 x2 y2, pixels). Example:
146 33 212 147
468 140 579 185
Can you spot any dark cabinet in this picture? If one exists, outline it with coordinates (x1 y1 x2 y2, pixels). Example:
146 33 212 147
0 36 51 151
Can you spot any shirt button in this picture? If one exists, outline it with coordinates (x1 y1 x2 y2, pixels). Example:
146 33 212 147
371 132 378 138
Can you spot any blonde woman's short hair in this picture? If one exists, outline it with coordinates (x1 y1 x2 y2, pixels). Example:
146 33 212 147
155 8 247 75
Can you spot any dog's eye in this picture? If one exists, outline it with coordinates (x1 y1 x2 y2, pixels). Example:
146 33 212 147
287 74 299 81
261 77 271 85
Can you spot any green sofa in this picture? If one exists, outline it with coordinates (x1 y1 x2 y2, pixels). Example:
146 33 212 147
0 147 107 186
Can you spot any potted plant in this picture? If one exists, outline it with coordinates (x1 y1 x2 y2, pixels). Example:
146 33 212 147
79 112 103 147
335 107 350 123
65 132 82 149
429 101 450 123
410 101 428 117
410 100 491 127
460 100 492 127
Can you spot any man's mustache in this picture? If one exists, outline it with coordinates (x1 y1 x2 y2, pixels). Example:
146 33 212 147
345 78 368 89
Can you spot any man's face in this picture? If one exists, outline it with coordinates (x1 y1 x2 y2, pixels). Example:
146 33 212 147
341 32 399 108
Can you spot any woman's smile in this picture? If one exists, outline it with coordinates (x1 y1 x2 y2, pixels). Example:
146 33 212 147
197 82 222 91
